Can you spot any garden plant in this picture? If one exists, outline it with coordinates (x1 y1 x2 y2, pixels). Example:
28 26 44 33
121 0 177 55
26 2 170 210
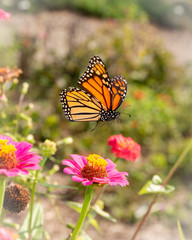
0 8 191 240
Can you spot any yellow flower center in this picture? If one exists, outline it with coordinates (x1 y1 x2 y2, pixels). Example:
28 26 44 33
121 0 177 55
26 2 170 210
0 139 17 170
81 154 108 181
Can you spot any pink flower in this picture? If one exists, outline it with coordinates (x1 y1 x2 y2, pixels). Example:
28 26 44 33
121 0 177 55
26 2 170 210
62 154 129 187
0 227 17 240
108 134 141 161
0 9 11 21
0 135 42 177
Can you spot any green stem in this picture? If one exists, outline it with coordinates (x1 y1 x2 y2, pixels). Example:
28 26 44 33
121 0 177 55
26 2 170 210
162 139 192 187
113 157 119 164
82 186 106 232
130 139 192 240
0 83 4 98
28 156 47 240
82 157 119 232
91 186 106 206
18 93 25 110
0 83 5 109
0 209 7 225
28 170 38 240
70 186 94 240
0 177 5 218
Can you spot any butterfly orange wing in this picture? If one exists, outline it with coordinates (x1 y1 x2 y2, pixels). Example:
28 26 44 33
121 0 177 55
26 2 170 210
60 87 102 122
60 56 128 123
111 75 127 111
78 56 112 111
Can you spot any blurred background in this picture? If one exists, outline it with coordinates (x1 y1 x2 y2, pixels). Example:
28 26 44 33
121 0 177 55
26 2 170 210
0 0 192 239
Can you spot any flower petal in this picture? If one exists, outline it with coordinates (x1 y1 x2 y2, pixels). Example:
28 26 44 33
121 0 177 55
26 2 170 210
92 177 110 184
70 154 87 168
81 179 93 186
62 159 85 171
72 175 84 182
0 135 13 142
0 168 20 177
64 167 78 175
105 158 116 172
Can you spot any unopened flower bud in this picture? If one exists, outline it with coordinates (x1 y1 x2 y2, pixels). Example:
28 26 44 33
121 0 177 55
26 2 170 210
26 134 35 144
64 137 73 144
40 139 57 157
27 118 33 128
1 94 8 103
28 103 34 109
13 78 19 85
56 137 73 146
48 164 60 176
21 82 29 95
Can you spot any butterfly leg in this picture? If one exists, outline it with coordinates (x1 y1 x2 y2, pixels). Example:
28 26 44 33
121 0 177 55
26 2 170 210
91 121 99 132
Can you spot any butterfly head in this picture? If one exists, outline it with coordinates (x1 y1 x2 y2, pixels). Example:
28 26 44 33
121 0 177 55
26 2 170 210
100 110 120 122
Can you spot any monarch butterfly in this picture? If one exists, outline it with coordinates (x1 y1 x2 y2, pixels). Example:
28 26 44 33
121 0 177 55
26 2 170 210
60 56 127 123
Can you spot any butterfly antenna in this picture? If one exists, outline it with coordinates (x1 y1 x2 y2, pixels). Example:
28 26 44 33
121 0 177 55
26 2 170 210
103 119 116 131
108 119 115 128
118 117 122 124
94 121 110 132
120 111 131 118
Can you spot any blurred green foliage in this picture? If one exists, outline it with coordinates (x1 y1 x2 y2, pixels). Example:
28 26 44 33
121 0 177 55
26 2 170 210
137 0 192 29
4 20 190 166
1 0 192 28
0 0 147 21
60 22 182 91
41 0 147 21
0 9 192 225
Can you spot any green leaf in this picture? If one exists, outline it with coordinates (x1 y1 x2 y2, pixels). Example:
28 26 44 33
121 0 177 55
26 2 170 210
79 230 93 240
152 175 162 184
19 203 44 240
43 229 51 240
66 223 74 230
89 218 101 233
65 201 83 213
91 205 117 222
3 221 19 230
39 182 78 190
139 175 175 195
177 220 186 240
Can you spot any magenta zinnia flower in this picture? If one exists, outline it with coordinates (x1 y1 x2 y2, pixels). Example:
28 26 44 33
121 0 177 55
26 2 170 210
0 227 17 240
0 9 11 21
108 134 141 161
0 135 42 177
62 154 129 187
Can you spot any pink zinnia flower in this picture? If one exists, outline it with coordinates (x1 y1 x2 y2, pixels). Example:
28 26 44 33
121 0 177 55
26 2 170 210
0 227 17 240
0 9 11 21
62 154 129 187
108 134 141 161
0 135 42 177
